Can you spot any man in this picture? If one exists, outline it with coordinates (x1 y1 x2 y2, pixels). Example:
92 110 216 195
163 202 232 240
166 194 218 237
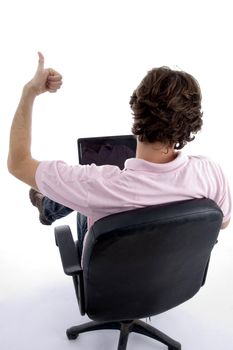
8 53 231 256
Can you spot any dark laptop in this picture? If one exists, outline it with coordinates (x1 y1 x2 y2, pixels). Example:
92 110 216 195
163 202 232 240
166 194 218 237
77 135 136 169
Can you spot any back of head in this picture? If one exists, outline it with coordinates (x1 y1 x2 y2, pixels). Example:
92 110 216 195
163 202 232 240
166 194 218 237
130 67 203 149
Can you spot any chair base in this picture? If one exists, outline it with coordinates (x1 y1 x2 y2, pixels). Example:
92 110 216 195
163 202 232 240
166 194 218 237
66 319 181 350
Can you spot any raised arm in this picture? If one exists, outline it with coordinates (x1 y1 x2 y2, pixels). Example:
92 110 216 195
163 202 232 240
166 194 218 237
7 53 63 188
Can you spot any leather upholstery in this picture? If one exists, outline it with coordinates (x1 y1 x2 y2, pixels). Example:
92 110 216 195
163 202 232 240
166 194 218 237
82 199 223 321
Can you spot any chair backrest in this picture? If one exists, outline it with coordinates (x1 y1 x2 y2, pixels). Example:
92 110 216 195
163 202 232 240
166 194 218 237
82 199 223 322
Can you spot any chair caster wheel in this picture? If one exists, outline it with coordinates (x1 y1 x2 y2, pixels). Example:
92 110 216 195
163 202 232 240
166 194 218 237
168 345 181 350
66 330 79 340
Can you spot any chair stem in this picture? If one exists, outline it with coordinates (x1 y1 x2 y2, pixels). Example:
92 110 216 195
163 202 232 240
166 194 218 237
117 322 133 350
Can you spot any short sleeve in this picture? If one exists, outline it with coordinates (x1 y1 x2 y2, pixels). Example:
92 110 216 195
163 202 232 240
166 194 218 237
35 160 92 216
207 160 232 223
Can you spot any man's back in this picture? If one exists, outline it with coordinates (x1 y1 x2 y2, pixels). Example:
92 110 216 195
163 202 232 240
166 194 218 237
35 152 231 229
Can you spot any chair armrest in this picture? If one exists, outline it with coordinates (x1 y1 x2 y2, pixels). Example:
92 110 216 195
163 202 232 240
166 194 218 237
55 225 82 276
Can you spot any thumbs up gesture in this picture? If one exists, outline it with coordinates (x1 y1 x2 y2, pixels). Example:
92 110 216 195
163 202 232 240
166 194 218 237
28 52 63 96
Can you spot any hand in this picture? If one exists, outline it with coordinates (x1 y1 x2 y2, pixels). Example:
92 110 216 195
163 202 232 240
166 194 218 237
26 52 63 96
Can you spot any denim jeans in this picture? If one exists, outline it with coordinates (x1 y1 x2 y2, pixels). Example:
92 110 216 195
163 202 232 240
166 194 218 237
42 197 87 255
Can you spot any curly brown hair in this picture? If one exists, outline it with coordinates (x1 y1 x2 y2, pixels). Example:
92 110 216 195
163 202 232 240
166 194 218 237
130 67 203 149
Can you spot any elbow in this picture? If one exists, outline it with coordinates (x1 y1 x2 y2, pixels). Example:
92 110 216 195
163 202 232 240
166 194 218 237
7 156 15 176
7 155 39 189
221 218 230 230
7 155 23 180
7 158 19 179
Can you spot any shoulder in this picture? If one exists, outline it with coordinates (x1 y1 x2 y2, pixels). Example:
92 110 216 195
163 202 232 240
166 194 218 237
187 154 227 184
187 154 222 169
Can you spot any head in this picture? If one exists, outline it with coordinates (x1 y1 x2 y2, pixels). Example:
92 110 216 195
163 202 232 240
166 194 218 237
130 67 203 150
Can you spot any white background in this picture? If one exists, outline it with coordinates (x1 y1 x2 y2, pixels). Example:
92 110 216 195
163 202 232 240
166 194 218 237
0 1 232 349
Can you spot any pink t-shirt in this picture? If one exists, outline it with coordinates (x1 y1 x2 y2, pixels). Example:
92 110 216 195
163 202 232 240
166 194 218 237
36 152 231 230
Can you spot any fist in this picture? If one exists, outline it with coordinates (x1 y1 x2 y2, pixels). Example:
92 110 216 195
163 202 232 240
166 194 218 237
28 52 63 96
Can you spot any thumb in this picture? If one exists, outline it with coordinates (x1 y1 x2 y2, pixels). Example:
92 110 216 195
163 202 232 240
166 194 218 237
37 51 44 70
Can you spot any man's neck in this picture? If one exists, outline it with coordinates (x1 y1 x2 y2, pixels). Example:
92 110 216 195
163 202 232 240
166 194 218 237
136 140 177 164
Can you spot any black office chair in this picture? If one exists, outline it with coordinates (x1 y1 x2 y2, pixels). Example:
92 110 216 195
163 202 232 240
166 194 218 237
55 198 223 350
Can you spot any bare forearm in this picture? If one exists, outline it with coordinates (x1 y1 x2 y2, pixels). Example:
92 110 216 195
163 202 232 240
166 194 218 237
8 84 37 175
